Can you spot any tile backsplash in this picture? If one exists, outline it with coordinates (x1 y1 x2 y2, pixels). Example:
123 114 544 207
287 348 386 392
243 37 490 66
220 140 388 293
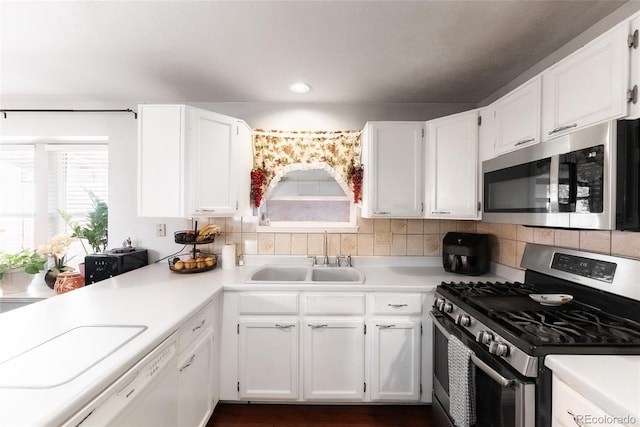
202 217 640 269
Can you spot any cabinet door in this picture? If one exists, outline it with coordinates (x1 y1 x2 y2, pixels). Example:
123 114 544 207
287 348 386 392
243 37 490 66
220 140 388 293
361 122 424 218
552 376 624 427
370 321 421 401
426 110 479 219
303 320 365 400
178 329 214 427
137 104 186 217
494 77 541 155
628 16 640 119
542 22 629 140
238 320 299 400
188 108 238 216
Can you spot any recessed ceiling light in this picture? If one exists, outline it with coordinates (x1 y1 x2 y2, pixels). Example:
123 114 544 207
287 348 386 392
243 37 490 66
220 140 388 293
290 82 311 94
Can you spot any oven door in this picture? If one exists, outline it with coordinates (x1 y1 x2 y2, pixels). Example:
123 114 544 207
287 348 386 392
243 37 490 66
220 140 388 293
431 312 535 427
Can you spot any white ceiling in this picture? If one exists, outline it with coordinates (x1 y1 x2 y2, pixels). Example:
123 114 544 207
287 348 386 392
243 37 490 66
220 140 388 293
0 0 629 104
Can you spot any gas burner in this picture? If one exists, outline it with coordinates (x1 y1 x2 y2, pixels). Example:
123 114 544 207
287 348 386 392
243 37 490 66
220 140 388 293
442 281 535 297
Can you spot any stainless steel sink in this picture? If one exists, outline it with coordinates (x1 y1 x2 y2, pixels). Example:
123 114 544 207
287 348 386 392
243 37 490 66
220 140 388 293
245 266 365 284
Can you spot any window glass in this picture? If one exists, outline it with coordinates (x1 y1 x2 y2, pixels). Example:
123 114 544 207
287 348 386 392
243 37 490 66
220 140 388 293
0 142 108 261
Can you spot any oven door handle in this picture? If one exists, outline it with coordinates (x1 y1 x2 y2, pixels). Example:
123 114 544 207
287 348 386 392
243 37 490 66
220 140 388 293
430 312 514 388
470 353 514 388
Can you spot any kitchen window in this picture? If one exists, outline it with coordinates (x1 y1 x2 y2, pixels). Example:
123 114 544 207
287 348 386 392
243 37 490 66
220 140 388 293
257 167 358 233
0 140 108 261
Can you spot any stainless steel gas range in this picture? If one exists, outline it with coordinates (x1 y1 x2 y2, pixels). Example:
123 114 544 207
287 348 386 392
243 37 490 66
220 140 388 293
430 243 640 427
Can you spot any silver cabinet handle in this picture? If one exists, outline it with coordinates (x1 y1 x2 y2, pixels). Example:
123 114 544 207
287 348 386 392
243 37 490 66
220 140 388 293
548 123 577 135
309 324 328 329
470 353 513 387
566 410 584 427
374 211 391 215
192 319 206 332
514 137 535 146
388 303 408 308
275 324 295 329
431 211 451 215
179 354 196 372
376 324 396 328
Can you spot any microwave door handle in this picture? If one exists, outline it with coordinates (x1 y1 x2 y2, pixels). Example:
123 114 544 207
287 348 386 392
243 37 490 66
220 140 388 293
549 155 560 212
470 353 514 388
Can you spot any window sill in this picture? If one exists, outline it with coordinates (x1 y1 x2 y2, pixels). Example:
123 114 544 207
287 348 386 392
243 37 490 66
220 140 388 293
255 223 359 233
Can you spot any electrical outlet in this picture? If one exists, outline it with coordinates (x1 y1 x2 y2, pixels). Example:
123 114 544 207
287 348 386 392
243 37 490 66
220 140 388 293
156 223 166 237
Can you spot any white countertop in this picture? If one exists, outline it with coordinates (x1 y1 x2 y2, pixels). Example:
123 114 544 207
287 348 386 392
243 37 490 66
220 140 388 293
545 355 640 425
0 256 518 426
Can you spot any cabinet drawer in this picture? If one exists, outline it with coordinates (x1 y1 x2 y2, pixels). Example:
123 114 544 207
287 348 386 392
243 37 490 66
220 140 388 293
552 376 623 427
304 294 365 316
238 293 298 315
372 293 423 316
179 302 214 353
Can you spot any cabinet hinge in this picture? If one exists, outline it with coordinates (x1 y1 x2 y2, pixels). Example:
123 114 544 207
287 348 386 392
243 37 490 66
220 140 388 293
364 324 367 335
364 382 367 393
420 384 423 395
237 382 240 392
235 200 239 210
478 201 482 212
420 324 423 336
629 29 639 49
237 323 240 334
236 126 240 136
628 85 638 105
477 116 482 126
421 202 424 213
421 128 425 138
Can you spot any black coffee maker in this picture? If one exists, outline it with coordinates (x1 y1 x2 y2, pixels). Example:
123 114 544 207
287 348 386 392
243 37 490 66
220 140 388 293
442 232 490 276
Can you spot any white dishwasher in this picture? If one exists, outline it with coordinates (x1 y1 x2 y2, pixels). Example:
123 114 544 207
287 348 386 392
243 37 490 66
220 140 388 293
63 333 179 427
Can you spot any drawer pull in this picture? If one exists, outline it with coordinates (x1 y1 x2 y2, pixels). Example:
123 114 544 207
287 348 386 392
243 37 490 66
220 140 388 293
548 123 577 135
566 410 584 427
309 324 328 329
388 303 408 308
376 324 396 329
374 211 391 215
514 137 535 146
431 211 450 215
179 354 196 372
275 324 295 329
192 319 206 332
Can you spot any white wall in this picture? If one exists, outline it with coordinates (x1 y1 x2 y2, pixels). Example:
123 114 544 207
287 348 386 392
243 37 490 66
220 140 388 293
0 100 473 262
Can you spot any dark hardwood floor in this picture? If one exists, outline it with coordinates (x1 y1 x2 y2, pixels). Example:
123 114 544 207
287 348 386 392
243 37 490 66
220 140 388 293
207 403 434 427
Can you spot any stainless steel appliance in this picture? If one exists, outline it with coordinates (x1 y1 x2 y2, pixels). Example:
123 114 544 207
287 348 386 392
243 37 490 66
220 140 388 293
84 248 148 285
483 122 615 229
442 232 490 276
431 243 640 427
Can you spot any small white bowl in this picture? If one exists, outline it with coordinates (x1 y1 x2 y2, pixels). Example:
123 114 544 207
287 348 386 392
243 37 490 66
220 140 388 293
529 294 573 306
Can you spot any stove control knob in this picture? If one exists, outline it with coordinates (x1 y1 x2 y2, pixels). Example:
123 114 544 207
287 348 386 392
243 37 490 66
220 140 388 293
475 330 493 345
489 341 510 357
433 298 445 309
442 302 454 313
455 314 471 327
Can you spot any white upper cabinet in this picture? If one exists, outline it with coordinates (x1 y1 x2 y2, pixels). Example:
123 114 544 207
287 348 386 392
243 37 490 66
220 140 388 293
494 77 541 155
542 22 630 140
137 104 251 218
360 122 425 218
627 15 640 119
426 110 480 219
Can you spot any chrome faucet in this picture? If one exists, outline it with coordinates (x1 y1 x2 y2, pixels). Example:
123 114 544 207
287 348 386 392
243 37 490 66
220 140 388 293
323 231 330 266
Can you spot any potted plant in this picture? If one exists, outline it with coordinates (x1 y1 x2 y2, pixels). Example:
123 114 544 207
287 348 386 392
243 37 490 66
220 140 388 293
37 234 76 289
0 249 47 294
59 190 108 254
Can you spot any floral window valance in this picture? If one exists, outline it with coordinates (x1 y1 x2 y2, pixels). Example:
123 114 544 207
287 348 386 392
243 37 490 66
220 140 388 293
251 129 363 207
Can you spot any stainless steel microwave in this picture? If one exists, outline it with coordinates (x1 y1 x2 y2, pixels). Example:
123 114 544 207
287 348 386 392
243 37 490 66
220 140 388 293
482 121 615 230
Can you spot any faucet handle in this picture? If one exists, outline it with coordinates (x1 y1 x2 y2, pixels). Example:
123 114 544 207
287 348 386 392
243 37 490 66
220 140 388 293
336 255 345 267
307 255 318 266
346 255 352 267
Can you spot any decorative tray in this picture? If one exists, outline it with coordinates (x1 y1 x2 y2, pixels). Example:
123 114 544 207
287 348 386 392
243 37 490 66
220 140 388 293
168 253 218 273
529 294 573 306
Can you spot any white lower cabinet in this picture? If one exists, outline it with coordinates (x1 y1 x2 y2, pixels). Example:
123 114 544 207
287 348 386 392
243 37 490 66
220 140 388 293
370 320 421 401
238 320 299 400
552 375 624 427
221 290 429 405
303 319 365 400
178 328 214 427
